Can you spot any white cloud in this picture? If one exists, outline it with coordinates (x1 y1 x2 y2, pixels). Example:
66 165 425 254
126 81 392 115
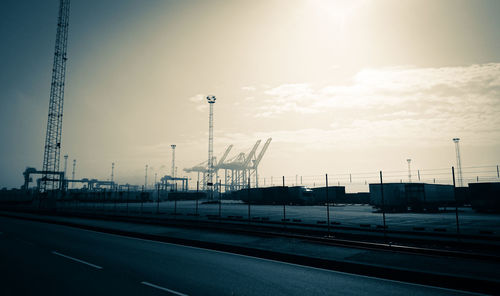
259 63 500 114
242 86 256 91
188 94 209 112
249 63 500 147
188 94 205 102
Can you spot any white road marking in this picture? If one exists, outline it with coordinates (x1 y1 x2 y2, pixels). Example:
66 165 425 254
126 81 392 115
51 251 103 269
141 281 188 296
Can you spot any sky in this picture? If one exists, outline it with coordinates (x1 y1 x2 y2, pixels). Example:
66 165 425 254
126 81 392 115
0 0 499 189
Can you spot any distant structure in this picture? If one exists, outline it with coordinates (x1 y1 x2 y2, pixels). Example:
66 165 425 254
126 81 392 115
207 96 216 195
63 155 68 178
453 138 464 187
110 162 115 186
185 138 272 192
71 159 76 189
40 0 71 192
171 145 176 178
407 159 412 183
145 164 148 190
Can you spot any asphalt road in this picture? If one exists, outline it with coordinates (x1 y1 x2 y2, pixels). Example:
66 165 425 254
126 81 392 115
0 216 476 296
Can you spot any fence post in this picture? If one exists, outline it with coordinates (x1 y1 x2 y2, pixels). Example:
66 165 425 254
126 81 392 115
174 195 177 217
247 177 251 222
452 166 460 239
379 171 387 241
282 176 286 225
218 180 222 218
103 189 106 211
326 173 330 234
157 183 160 214
196 180 199 216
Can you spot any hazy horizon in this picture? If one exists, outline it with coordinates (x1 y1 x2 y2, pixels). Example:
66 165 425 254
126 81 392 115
1 0 499 189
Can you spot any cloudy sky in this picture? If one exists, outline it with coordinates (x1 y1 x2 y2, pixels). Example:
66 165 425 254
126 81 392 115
1 0 499 189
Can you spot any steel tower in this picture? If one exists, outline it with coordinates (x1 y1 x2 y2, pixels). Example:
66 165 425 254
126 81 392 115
171 145 176 178
207 96 216 195
111 162 115 184
41 0 71 192
453 138 463 187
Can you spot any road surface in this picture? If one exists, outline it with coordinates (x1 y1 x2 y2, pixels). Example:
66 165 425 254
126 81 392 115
0 216 476 296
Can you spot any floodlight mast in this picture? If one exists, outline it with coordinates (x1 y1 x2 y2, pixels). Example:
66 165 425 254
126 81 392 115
171 145 176 178
207 95 216 198
453 138 463 187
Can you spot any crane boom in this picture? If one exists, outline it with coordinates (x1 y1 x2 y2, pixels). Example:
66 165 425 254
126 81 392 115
253 138 272 168
243 140 261 167
217 144 233 166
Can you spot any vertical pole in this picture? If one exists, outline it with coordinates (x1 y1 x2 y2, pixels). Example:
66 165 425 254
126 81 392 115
497 165 499 178
452 167 460 238
174 194 177 216
141 185 144 214
379 171 387 241
247 177 251 222
157 183 160 214
326 173 330 234
196 180 199 216
145 165 148 190
218 180 222 218
126 185 129 213
282 176 286 224
418 170 421 181
349 173 352 183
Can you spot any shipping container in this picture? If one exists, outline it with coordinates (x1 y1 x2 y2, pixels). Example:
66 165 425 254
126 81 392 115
369 183 455 212
310 186 346 204
469 182 500 212
233 186 312 205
